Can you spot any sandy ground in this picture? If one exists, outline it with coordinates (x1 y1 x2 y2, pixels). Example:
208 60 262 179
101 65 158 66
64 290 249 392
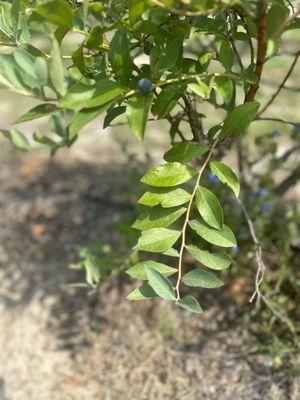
0 134 299 400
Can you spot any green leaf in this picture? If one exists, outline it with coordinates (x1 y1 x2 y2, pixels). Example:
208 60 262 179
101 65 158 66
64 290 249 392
267 5 289 38
1 129 30 151
72 45 85 75
126 260 177 280
34 0 73 29
49 38 65 96
177 295 203 313
195 187 223 230
221 101 260 137
163 248 179 257
13 49 37 79
152 84 185 118
69 102 112 138
138 187 191 208
133 228 181 253
14 104 58 124
59 80 124 109
189 219 237 247
11 0 20 34
218 40 233 72
132 206 186 230
188 81 210 99
35 57 48 86
141 162 196 187
210 161 240 197
164 141 209 163
214 76 233 105
157 37 182 73
182 269 224 288
103 106 126 129
127 283 158 300
108 29 133 85
126 94 153 140
185 245 232 270
146 267 175 300
128 0 149 25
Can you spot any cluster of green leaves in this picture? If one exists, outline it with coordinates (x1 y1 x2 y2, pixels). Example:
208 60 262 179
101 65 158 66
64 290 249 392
126 140 241 312
0 0 298 311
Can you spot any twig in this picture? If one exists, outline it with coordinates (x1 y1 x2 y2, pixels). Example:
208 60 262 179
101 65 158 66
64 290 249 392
255 117 300 127
235 197 266 304
182 92 202 142
150 0 215 16
245 0 268 102
166 115 186 142
229 12 244 72
175 139 219 300
236 197 297 330
257 51 300 116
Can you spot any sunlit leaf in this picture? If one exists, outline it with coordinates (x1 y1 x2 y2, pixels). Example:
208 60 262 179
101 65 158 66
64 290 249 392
210 161 240 197
133 228 181 252
185 245 232 270
164 142 208 163
126 260 177 280
138 187 191 208
146 267 175 300
195 187 223 230
189 219 237 247
132 206 186 230
141 162 196 187
182 268 224 288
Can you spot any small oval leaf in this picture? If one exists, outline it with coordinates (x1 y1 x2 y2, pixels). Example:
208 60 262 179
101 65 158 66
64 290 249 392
146 267 175 300
164 141 209 163
189 219 237 247
133 228 181 253
195 187 223 230
127 283 158 300
185 245 232 270
141 162 196 187
127 260 177 280
177 295 203 313
132 206 186 230
210 161 240 197
138 187 191 208
182 269 224 288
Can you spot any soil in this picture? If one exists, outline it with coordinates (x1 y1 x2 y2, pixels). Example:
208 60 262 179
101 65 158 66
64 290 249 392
0 139 299 400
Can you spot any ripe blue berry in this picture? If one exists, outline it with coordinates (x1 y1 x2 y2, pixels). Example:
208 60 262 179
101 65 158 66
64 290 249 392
138 78 152 95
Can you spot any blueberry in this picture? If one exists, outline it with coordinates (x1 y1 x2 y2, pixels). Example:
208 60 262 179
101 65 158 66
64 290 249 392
138 78 153 95
260 202 271 213
256 186 268 198
231 246 240 253
207 172 219 184
272 129 281 137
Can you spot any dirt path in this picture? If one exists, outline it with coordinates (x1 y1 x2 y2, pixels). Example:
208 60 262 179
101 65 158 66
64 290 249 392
0 143 298 400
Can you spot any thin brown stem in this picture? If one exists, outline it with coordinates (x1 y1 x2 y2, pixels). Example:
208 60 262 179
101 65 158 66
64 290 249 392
182 92 201 142
245 0 268 102
257 51 300 116
175 139 219 301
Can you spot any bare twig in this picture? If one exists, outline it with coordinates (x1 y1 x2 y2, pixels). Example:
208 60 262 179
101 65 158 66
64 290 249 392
235 197 266 304
255 117 300 127
182 92 202 142
257 51 300 116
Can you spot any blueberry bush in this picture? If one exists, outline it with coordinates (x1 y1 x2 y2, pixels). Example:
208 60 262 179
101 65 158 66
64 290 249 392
0 0 299 316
